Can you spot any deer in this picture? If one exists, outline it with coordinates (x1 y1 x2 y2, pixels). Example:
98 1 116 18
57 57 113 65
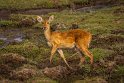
37 15 93 69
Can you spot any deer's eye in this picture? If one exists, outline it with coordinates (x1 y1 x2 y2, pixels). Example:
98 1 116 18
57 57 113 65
47 22 50 24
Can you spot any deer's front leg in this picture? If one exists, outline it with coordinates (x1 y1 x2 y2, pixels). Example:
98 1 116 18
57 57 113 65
50 45 57 64
47 42 52 47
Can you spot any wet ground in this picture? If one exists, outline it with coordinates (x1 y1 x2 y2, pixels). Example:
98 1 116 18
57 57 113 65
0 5 114 20
0 9 60 20
0 27 44 48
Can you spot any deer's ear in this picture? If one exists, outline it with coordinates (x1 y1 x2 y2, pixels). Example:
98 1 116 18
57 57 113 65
48 15 54 23
37 16 43 22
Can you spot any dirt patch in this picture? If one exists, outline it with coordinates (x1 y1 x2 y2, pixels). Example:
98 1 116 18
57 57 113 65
114 55 124 65
37 55 80 69
92 0 122 5
104 36 124 43
0 53 27 68
113 7 124 14
43 65 70 80
0 64 13 77
111 29 124 35
18 9 60 15
19 18 36 27
0 53 41 81
91 35 124 49
10 68 36 81
0 53 27 78
37 59 56 69
0 10 11 20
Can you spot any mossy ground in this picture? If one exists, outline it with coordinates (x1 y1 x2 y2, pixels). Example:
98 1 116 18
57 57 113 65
0 5 124 83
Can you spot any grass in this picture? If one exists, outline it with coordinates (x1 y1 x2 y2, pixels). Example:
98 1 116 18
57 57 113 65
48 6 124 35
74 77 107 83
0 40 50 62
0 0 89 10
90 48 114 62
10 14 37 21
0 40 5 46
0 0 122 10
114 66 124 76
0 20 18 27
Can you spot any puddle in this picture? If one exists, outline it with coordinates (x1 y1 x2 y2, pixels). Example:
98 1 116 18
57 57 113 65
0 37 7 41
0 37 23 48
14 37 23 42
0 27 42 48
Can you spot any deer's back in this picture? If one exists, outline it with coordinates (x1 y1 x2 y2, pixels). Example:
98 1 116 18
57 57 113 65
51 29 91 46
52 29 91 39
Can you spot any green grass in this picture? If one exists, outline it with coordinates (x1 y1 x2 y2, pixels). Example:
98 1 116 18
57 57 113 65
0 40 5 46
114 66 124 76
0 20 18 27
0 0 53 9
90 48 114 62
74 77 107 83
0 0 123 10
0 0 89 10
50 6 124 35
0 40 50 62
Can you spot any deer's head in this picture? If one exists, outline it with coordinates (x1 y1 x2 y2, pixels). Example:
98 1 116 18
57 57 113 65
37 15 54 30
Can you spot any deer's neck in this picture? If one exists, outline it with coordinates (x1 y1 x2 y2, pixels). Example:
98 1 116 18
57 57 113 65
44 25 51 41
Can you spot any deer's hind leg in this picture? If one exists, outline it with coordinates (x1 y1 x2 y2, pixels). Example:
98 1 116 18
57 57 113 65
76 39 93 64
75 46 85 65
81 46 93 64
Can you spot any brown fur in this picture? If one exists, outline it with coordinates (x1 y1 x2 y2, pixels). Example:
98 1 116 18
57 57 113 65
51 29 91 48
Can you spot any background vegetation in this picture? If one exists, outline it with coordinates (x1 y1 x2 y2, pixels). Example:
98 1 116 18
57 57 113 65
0 0 123 10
